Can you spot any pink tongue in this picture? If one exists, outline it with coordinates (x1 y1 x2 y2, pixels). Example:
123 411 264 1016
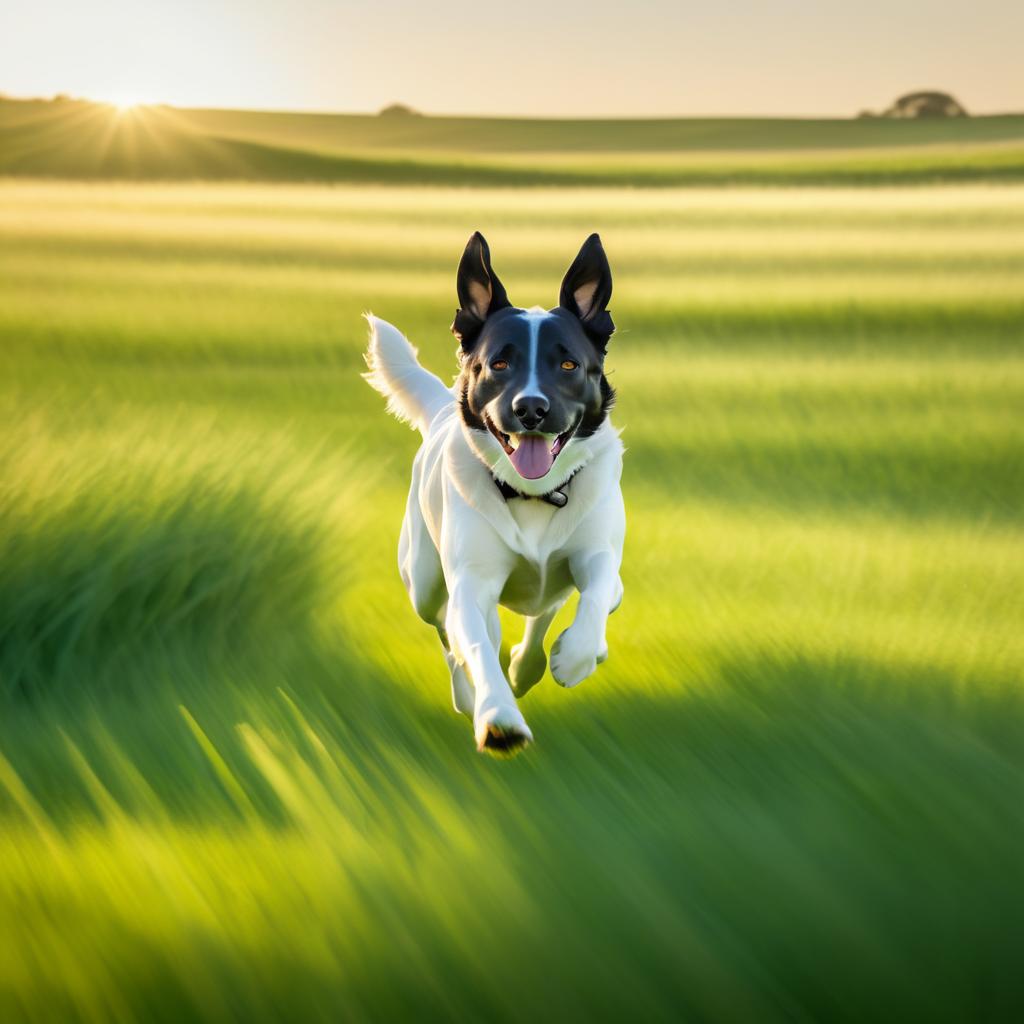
508 435 554 479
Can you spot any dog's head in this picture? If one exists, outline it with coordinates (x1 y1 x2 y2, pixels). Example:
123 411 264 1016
453 232 616 488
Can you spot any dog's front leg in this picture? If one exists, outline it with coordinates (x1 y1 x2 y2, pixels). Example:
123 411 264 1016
446 576 533 753
550 549 623 689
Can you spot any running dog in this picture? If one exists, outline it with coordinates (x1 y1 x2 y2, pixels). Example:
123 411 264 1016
364 232 624 753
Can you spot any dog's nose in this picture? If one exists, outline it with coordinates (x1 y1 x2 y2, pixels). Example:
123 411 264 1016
513 393 549 431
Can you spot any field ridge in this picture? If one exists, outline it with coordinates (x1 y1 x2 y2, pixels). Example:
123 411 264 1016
3 97 1024 185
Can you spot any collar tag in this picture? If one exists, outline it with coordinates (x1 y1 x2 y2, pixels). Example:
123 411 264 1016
494 477 569 508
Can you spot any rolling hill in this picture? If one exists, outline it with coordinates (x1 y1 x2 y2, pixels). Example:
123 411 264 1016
3 96 1024 185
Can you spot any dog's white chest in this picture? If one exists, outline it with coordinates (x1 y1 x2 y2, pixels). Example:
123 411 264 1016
507 497 559 555
499 498 574 615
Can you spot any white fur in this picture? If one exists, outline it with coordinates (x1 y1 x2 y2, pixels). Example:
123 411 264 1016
520 306 546 402
362 314 453 433
364 316 625 753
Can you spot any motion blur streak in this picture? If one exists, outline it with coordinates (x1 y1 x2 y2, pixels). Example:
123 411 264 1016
0 181 1022 1021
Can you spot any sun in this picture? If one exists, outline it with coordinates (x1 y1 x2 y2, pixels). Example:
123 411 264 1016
100 93 151 113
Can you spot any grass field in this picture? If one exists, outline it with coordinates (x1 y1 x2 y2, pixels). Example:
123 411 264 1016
1 177 1023 1021
4 98 1024 185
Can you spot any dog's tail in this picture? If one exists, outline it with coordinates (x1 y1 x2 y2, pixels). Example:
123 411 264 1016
362 314 454 435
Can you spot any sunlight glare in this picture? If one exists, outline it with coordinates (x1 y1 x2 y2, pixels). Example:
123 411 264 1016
102 93 150 113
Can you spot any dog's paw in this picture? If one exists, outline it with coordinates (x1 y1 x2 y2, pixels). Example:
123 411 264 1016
509 642 546 696
474 703 533 756
550 625 605 688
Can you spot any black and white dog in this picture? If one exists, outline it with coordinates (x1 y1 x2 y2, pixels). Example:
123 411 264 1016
364 232 624 753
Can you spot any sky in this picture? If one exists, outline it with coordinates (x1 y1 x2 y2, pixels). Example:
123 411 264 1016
2 0 1022 117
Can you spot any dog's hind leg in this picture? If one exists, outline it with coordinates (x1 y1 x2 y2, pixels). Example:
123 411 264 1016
509 601 564 697
437 626 474 717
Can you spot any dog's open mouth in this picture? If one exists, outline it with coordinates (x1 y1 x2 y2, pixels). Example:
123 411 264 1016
485 414 577 480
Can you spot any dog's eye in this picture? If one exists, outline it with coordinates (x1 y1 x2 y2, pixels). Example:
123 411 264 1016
561 360 579 371
491 359 509 371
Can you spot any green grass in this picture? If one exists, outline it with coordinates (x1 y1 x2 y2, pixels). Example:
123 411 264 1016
1 180 1023 1022
4 97 1024 185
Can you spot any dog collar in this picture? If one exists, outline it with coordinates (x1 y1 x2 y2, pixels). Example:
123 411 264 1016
493 475 572 508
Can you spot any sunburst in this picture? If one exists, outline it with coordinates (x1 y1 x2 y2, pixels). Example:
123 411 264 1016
101 93 152 114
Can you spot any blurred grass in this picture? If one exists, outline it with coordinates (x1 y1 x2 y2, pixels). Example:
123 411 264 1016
0 181 1022 1022
0 416 342 698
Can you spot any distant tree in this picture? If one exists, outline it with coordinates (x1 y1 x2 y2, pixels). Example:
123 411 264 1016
882 91 968 119
378 103 422 118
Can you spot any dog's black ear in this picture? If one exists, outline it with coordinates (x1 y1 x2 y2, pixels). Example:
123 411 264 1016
559 233 614 351
451 231 511 351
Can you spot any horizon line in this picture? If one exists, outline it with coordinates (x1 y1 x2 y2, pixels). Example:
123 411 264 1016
5 91 1023 122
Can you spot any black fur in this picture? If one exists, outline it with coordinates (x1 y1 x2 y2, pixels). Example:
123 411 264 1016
577 374 616 440
558 232 615 353
451 231 512 351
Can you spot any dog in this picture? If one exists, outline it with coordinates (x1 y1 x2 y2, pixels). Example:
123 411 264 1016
364 231 624 753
